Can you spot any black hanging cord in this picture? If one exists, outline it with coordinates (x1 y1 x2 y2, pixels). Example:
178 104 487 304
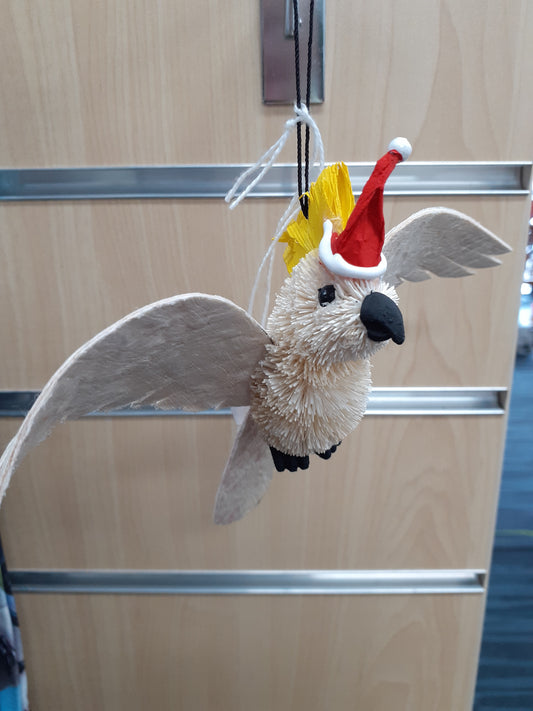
293 0 304 212
304 0 315 211
293 0 315 219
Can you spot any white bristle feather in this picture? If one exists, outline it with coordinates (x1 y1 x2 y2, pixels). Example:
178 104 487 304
249 250 400 456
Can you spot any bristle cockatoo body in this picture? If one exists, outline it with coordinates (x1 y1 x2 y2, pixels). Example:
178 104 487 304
250 253 399 458
0 159 511 524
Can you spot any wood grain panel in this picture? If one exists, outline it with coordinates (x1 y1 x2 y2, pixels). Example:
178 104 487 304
0 414 505 571
0 1 532 166
15 592 485 711
0 196 527 388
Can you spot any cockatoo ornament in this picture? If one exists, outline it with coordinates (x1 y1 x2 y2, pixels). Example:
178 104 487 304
0 139 510 523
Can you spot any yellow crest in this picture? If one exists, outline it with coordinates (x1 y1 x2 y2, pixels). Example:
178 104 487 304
279 162 355 273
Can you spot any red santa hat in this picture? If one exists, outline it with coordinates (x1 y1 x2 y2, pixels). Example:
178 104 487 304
319 138 412 279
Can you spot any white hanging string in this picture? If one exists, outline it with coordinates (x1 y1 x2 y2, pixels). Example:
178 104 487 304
225 104 324 211
225 104 325 326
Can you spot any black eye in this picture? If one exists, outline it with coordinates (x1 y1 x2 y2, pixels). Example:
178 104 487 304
318 284 336 307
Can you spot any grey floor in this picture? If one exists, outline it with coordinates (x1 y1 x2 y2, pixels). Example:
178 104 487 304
474 353 533 710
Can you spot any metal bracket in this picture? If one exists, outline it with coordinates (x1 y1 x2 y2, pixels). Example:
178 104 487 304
261 0 325 105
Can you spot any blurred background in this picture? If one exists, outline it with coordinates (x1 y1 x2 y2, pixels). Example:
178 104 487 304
475 219 533 710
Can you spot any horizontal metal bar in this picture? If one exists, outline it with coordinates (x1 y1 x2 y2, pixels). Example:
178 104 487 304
367 387 507 416
0 162 530 201
0 388 506 419
9 569 486 595
0 390 229 418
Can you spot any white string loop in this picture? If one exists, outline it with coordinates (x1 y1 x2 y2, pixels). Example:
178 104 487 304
225 104 325 210
225 104 325 326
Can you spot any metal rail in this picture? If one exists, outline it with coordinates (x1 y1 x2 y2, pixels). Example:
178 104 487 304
0 388 506 418
10 569 486 595
1 162 530 201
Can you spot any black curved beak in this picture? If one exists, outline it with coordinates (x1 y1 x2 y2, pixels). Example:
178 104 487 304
360 292 405 345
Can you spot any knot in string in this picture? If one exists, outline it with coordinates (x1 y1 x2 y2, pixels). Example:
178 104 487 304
225 103 324 211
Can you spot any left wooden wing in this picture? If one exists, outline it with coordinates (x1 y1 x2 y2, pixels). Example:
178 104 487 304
0 293 270 503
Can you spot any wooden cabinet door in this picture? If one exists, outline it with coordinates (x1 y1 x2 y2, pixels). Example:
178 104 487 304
1 2 532 709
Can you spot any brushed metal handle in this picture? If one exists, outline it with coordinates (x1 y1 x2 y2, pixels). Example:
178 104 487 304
10 569 486 595
0 388 506 418
0 163 529 201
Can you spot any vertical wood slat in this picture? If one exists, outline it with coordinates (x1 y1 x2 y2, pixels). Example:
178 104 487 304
1 1 533 165
0 197 526 389
15 593 486 711
0 415 512 572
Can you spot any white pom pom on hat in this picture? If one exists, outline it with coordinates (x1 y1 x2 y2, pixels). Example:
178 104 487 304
388 137 412 161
